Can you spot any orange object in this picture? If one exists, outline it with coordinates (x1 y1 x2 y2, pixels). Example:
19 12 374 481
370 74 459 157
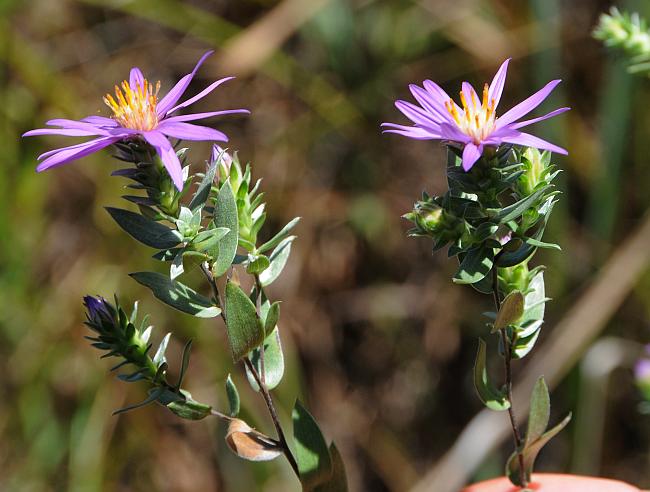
462 474 641 492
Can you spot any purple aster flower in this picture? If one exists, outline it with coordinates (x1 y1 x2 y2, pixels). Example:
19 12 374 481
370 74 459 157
382 59 569 171
635 358 650 383
23 51 249 190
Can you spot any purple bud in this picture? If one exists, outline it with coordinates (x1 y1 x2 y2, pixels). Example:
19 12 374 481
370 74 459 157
83 295 114 325
212 145 232 171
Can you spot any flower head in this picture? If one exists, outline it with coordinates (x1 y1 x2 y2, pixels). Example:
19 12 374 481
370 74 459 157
24 51 249 190
382 59 569 171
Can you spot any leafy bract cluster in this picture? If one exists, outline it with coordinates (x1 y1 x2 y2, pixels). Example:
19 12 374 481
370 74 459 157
594 7 650 75
86 141 346 491
406 146 558 360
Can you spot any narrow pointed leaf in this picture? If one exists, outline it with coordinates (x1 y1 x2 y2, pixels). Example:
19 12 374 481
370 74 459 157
259 236 295 286
258 217 301 253
473 339 510 411
106 207 181 249
226 374 240 417
212 181 239 276
130 272 221 318
314 443 349 492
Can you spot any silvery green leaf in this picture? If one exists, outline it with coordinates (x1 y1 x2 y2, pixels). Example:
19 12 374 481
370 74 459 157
167 390 212 420
212 182 239 277
246 254 270 275
258 217 301 253
486 186 550 224
170 251 184 280
224 281 265 361
153 332 171 367
226 374 240 417
141 326 153 344
192 227 230 254
245 327 285 391
106 207 181 249
130 272 221 318
259 236 295 286
293 400 333 491
189 159 218 211
264 301 280 336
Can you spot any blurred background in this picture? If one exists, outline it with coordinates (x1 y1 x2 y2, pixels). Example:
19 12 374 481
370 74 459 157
2 0 650 490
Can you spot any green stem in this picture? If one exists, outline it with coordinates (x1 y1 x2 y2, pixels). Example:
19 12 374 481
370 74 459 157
493 267 527 487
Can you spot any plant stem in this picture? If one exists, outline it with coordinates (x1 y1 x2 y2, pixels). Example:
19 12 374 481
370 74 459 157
253 273 266 387
200 264 299 478
245 357 300 476
492 267 527 486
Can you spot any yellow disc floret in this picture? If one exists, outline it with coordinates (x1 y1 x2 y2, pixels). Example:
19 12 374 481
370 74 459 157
445 83 497 144
103 79 161 131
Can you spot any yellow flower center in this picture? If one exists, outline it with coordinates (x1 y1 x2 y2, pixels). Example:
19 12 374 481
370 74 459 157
445 83 497 144
103 79 161 131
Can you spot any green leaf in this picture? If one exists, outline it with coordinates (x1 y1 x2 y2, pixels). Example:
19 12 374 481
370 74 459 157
486 186 549 224
492 291 525 333
153 332 171 367
212 181 239 277
526 377 550 446
292 400 333 491
453 246 494 285
523 236 561 250
192 226 230 253
473 339 510 411
176 339 193 389
224 281 265 361
506 412 572 486
189 158 218 211
314 443 349 492
245 327 285 391
167 390 212 420
512 271 546 359
264 301 281 336
226 374 240 417
113 386 165 415
246 254 270 275
130 272 221 318
258 217 301 253
181 250 210 272
259 236 295 286
106 207 181 249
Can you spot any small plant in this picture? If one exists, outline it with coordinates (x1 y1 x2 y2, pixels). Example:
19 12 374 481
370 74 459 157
384 58 571 488
25 52 347 491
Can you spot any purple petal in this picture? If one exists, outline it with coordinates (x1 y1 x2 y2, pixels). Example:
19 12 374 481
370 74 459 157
163 109 250 123
488 58 510 109
462 143 483 171
394 100 442 131
46 119 110 132
143 131 184 190
35 136 117 172
509 107 570 130
381 123 440 140
498 130 568 155
422 80 454 106
157 51 214 117
166 77 235 114
129 67 145 88
409 84 455 124
496 79 562 128
439 122 472 143
157 121 228 142
24 128 105 137
81 115 119 127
